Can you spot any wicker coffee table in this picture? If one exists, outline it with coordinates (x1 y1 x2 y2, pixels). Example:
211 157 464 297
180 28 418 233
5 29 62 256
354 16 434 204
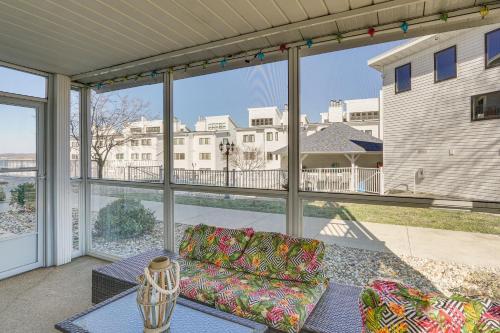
55 287 268 333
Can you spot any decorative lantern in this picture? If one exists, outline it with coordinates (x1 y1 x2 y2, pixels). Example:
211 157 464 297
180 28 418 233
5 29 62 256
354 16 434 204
368 27 376 37
439 12 449 22
400 21 409 33
137 256 180 333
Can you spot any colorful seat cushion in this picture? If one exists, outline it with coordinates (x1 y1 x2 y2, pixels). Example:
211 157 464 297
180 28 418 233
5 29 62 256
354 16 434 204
282 235 327 283
215 273 327 333
178 226 194 257
232 231 288 279
360 280 500 333
178 258 236 306
178 224 254 268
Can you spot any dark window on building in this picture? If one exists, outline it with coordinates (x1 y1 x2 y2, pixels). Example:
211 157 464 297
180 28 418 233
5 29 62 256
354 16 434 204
486 28 500 69
472 90 500 121
395 63 411 93
434 46 457 82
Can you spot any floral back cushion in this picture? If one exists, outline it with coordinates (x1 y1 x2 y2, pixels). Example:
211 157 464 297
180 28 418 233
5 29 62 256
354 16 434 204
232 232 288 278
360 280 500 333
282 236 326 283
179 224 254 269
178 226 195 257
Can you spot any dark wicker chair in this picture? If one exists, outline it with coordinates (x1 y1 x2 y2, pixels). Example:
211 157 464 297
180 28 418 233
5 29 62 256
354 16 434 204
92 249 363 333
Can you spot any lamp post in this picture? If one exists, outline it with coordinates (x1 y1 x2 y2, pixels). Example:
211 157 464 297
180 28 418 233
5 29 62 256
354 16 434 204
219 141 235 187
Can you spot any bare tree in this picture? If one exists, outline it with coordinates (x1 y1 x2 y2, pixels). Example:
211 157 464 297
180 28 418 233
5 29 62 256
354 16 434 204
228 145 266 171
70 92 149 178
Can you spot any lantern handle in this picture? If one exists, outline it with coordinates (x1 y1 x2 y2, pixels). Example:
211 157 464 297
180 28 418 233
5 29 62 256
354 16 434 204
144 260 180 296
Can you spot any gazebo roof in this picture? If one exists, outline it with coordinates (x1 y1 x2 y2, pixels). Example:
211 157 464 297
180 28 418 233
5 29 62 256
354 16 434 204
275 122 383 155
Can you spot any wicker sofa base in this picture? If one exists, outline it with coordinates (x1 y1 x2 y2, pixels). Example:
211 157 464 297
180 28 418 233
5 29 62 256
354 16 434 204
91 249 363 333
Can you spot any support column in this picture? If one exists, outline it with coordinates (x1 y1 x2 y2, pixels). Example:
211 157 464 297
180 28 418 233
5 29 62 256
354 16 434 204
164 70 175 252
53 74 72 265
287 47 301 237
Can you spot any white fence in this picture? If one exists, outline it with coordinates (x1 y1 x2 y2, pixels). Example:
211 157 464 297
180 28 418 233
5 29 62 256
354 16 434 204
69 160 384 194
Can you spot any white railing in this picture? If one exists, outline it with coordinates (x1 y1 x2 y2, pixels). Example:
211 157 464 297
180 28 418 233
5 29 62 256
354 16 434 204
69 159 384 194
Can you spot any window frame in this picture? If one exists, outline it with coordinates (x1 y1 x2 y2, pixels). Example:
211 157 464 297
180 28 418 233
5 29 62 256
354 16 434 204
434 45 457 83
394 63 411 94
471 89 500 121
485 28 500 69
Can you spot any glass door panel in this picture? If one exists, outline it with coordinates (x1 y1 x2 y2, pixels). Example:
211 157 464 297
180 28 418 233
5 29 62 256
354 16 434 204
0 102 43 278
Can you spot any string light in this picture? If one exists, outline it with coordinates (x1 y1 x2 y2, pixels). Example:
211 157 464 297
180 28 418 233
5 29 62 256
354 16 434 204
336 33 344 43
219 57 227 68
400 21 409 33
306 39 313 48
439 12 449 22
480 5 489 19
368 27 376 37
256 51 265 61
279 43 288 53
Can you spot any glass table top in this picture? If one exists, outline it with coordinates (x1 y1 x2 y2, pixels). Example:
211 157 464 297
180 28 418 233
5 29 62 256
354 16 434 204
71 292 259 333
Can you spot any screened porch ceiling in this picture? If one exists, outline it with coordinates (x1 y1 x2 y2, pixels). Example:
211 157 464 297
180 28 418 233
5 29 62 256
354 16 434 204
0 0 499 84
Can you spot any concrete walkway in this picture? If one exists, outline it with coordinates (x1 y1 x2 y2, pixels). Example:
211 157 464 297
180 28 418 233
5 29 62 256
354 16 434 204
174 204 500 268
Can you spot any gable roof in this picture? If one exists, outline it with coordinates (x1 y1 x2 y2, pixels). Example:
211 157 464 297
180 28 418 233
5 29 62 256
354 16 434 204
275 122 383 155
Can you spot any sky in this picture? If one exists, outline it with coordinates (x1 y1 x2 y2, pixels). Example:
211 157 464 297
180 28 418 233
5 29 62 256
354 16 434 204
0 39 405 154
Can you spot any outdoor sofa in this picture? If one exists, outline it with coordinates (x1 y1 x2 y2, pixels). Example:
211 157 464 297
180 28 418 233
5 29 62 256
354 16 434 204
92 224 364 333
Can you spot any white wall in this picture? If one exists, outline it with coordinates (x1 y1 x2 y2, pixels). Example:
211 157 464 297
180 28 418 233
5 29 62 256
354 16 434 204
379 24 500 201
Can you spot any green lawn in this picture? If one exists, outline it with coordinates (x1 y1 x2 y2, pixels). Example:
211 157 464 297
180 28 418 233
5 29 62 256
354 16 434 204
175 195 500 235
96 189 500 235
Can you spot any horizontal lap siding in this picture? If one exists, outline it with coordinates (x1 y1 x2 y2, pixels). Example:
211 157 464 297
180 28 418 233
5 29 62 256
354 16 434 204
382 24 500 201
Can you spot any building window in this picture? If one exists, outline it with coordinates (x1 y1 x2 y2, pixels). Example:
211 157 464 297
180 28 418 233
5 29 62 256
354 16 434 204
434 46 457 82
199 153 211 160
173 138 184 145
71 141 79 148
395 63 411 93
267 152 273 160
71 154 79 160
486 28 500 69
115 153 124 160
142 153 152 160
275 132 278 141
141 139 152 146
266 132 273 141
199 138 210 145
146 126 160 133
222 138 229 145
364 130 373 136
174 153 185 160
131 153 139 160
207 123 226 130
251 118 273 126
130 127 142 134
243 152 256 160
243 134 255 143
472 90 500 121
131 140 139 146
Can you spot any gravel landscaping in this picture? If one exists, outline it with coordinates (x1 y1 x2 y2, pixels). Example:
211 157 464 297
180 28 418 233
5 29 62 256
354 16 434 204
0 210 36 237
90 221 500 300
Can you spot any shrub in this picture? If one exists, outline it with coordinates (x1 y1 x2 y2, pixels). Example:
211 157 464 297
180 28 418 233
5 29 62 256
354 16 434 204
93 198 156 240
0 186 5 201
10 182 36 210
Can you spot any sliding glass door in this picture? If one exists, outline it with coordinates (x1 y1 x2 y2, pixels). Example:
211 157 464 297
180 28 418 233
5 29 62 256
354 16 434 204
0 99 44 278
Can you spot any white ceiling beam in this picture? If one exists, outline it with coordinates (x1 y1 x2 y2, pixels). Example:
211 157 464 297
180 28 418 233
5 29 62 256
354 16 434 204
71 0 423 81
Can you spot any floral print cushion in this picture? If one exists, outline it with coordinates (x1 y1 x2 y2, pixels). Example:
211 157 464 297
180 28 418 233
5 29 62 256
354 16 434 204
360 280 500 333
178 226 195 257
178 258 236 306
282 235 327 283
178 224 254 269
215 273 327 333
232 232 288 279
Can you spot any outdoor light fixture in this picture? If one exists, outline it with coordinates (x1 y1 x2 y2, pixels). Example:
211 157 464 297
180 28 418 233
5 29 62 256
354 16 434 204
219 141 235 189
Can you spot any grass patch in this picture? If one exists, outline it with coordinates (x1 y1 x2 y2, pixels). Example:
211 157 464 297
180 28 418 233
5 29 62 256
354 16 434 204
94 189 500 235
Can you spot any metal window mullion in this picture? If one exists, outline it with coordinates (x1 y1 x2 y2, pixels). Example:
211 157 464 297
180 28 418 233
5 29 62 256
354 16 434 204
287 47 301 237
81 86 91 255
164 71 175 252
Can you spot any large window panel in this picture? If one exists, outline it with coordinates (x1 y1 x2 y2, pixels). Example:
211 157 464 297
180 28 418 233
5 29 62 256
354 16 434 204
174 191 286 251
302 199 499 299
0 66 46 98
89 184 163 258
173 61 288 190
90 83 164 182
